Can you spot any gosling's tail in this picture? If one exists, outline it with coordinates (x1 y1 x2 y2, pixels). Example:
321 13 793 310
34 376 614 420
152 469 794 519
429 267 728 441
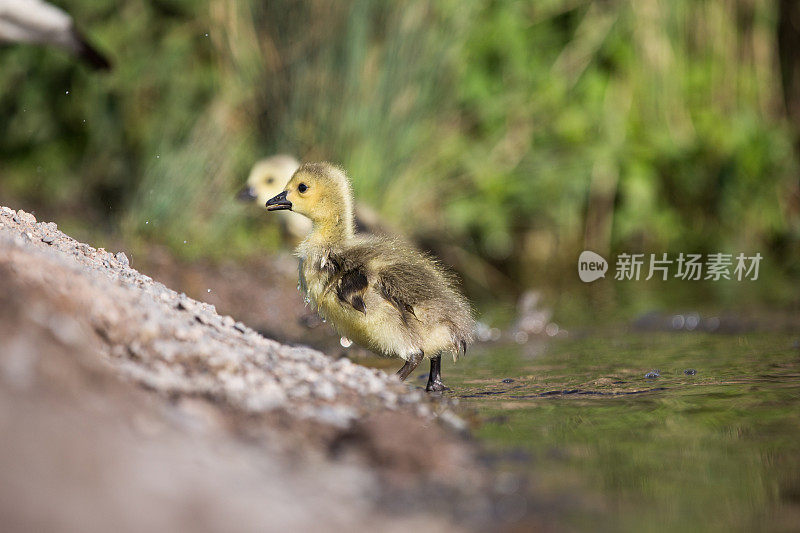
451 333 470 362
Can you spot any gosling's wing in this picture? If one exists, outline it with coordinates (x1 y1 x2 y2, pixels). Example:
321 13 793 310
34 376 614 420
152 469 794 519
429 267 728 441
334 267 368 315
376 263 443 326
378 258 473 358
328 237 436 321
318 250 367 315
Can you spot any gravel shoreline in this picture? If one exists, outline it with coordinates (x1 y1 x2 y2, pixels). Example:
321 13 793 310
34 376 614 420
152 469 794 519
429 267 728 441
0 206 494 532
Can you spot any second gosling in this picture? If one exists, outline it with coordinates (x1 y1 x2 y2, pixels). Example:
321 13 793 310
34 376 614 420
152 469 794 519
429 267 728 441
266 162 473 391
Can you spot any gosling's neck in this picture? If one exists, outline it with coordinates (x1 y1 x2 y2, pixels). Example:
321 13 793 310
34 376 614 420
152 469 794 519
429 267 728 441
305 212 354 248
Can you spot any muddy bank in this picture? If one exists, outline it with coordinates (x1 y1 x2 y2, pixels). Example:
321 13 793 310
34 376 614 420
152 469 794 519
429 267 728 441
0 207 527 532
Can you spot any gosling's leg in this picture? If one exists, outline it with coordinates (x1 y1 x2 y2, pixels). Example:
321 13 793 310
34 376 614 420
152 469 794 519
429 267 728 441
396 351 423 381
426 354 449 392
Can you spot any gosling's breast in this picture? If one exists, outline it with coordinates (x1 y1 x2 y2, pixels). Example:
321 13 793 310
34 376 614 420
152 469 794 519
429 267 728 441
298 253 327 306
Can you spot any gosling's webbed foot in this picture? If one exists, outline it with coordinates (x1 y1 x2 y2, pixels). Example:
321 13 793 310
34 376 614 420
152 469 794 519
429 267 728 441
425 379 450 393
425 354 449 393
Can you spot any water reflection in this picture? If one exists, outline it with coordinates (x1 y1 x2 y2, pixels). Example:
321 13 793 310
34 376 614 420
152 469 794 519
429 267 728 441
358 331 800 531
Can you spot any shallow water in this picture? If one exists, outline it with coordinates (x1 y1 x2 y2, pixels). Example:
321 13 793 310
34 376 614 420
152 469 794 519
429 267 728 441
363 331 800 531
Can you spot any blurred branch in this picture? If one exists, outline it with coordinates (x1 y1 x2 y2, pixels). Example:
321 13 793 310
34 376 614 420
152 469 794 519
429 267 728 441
779 0 800 135
551 2 617 89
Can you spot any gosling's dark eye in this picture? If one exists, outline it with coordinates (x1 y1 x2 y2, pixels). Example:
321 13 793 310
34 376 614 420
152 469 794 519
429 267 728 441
267 177 274 184
298 183 308 193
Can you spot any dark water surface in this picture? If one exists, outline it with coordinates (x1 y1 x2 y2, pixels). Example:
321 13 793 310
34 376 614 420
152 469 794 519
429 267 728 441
362 331 800 531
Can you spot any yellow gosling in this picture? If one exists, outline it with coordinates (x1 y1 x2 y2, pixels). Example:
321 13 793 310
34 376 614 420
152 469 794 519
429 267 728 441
240 155 393 243
266 162 473 391
237 154 311 241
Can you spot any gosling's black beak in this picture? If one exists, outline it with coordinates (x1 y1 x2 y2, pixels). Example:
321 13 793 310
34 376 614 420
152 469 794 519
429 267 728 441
236 186 257 202
266 190 292 211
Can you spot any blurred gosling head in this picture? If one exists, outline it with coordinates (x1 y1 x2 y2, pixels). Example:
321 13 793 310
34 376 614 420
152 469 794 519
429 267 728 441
237 154 299 206
266 162 354 239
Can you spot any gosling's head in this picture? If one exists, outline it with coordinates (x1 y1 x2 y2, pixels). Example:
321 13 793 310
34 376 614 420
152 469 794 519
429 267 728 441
266 162 354 232
236 155 299 206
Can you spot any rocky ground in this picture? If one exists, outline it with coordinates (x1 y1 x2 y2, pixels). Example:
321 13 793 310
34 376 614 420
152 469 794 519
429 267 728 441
133 243 361 357
0 206 535 533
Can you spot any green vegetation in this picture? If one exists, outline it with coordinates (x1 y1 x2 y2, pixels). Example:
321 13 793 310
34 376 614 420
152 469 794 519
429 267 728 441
1 0 798 305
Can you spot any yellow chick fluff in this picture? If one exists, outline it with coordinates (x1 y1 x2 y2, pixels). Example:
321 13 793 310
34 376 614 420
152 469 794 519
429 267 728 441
266 162 473 391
